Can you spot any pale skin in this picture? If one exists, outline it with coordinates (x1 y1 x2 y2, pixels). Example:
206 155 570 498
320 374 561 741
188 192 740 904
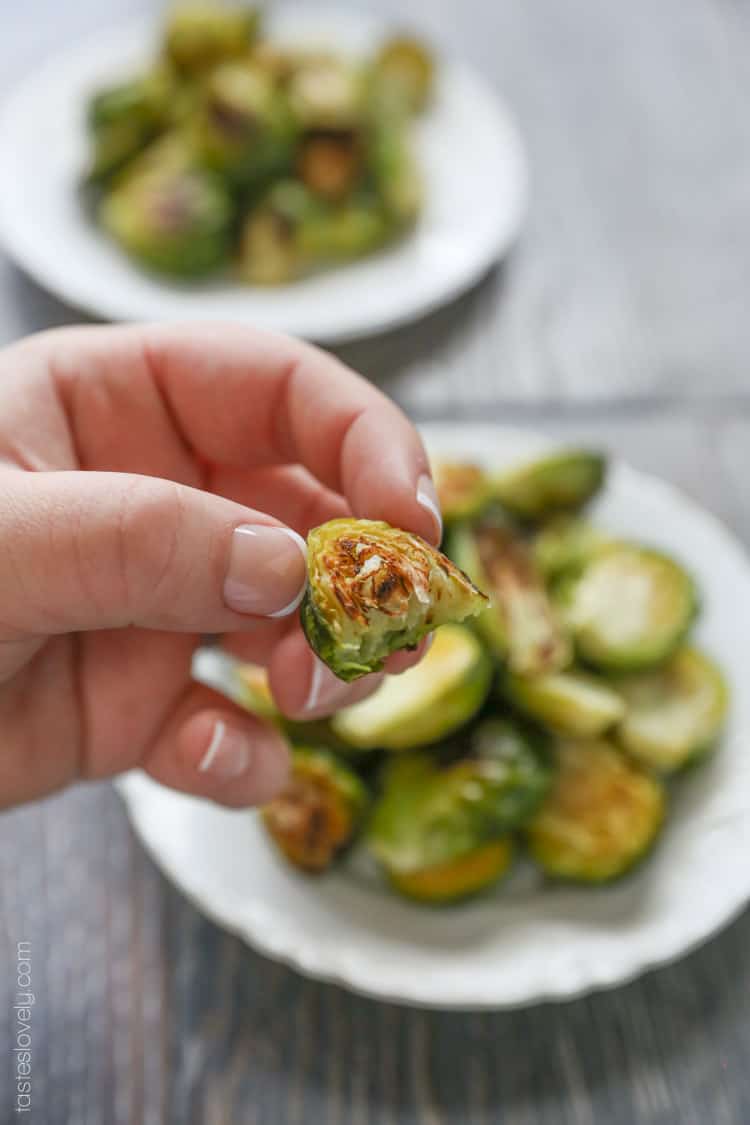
0 323 442 810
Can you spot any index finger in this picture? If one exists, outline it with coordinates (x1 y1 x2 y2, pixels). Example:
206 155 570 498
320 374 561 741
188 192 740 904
40 323 443 545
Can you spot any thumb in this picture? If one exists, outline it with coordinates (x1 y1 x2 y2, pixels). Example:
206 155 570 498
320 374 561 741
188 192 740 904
0 470 309 639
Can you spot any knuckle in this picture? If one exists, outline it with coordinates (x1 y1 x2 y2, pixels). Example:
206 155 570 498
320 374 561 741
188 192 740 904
115 478 187 620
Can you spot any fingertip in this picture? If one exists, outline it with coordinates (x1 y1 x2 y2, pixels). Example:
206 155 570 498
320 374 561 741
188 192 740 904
269 631 384 719
172 709 291 807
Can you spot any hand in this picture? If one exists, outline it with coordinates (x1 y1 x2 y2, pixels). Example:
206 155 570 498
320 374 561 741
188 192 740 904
0 324 442 810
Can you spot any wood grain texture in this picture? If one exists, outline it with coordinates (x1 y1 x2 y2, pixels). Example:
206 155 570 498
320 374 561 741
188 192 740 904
1 1 750 1122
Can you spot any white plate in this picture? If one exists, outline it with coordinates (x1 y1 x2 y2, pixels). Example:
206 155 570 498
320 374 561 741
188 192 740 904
0 7 527 343
116 425 750 1009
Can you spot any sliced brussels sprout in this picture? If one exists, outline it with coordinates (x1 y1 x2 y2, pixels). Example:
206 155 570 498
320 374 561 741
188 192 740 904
501 667 626 738
287 58 364 130
262 747 368 873
372 36 435 113
531 516 609 581
368 719 549 897
237 179 318 283
99 157 232 278
86 70 174 182
388 839 513 904
368 117 422 226
297 128 362 200
450 516 571 675
613 647 728 772
527 738 665 882
493 450 606 521
234 662 278 720
192 61 295 183
330 624 492 750
432 461 490 526
557 545 698 671
302 519 488 682
164 2 260 73
302 195 392 261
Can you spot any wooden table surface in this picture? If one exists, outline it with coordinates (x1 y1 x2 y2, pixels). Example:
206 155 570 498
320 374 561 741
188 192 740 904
2 2 750 1122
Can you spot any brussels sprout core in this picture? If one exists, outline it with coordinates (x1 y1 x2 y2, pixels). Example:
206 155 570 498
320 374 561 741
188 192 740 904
302 519 487 681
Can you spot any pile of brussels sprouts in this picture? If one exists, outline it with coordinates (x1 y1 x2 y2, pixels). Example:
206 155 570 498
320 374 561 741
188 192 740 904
237 448 729 904
83 2 433 283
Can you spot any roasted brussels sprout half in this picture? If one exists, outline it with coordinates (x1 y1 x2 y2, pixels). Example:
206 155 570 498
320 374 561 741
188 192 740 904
501 668 626 738
331 624 492 750
493 450 606 522
368 117 422 226
372 36 435 113
99 157 232 278
297 128 362 200
302 519 488 682
192 62 295 183
557 545 698 671
388 839 514 904
237 179 316 283
369 719 550 901
86 70 173 182
613 647 728 772
531 516 609 580
526 738 665 882
432 461 490 526
164 2 260 73
262 747 368 873
287 58 364 130
238 182 389 283
451 515 571 675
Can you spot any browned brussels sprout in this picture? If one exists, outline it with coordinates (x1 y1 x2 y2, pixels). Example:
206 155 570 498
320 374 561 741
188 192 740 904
612 646 729 772
556 545 698 672
501 667 626 739
262 747 368 873
85 70 174 182
368 719 550 902
301 518 488 682
287 57 364 130
526 738 666 882
493 450 606 522
192 61 295 183
372 36 435 113
368 117 422 226
164 2 260 74
450 514 571 675
99 155 232 278
237 179 317 283
296 129 362 200
432 461 490 526
531 515 609 580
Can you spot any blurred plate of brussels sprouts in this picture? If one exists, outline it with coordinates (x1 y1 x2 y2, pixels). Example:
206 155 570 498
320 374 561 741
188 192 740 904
0 4 527 341
116 425 750 1008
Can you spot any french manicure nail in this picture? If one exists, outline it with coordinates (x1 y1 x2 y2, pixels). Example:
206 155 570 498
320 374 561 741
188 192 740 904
224 524 307 618
416 473 443 542
303 657 355 716
198 719 252 781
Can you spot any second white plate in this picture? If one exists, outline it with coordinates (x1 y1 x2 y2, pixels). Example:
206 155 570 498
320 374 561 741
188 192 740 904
0 7 527 342
117 425 750 1009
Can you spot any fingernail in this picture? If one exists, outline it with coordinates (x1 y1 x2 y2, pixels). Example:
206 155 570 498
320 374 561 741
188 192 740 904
416 473 443 543
303 656 354 716
224 525 308 618
198 719 252 781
